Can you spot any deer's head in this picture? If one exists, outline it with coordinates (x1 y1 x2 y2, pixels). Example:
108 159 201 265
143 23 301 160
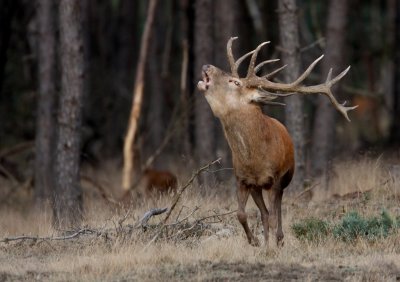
197 37 358 120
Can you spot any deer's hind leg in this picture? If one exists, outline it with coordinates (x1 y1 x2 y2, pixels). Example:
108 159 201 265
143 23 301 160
266 187 284 247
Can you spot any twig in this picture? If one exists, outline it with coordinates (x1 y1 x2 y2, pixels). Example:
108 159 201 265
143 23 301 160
0 228 94 244
195 209 237 223
167 206 199 227
0 141 34 159
290 182 320 205
144 158 221 249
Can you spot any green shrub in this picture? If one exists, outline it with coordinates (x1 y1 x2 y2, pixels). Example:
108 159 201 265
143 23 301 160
291 218 330 243
292 210 399 243
333 210 397 242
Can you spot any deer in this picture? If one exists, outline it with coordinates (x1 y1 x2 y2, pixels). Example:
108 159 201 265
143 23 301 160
197 37 357 247
120 168 178 206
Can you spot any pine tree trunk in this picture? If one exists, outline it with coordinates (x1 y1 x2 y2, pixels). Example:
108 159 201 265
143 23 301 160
35 0 57 208
390 0 400 144
194 0 216 188
53 0 85 228
311 0 349 182
278 0 305 192
213 0 239 181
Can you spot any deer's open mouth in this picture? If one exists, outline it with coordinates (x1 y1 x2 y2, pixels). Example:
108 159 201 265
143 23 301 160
197 70 211 91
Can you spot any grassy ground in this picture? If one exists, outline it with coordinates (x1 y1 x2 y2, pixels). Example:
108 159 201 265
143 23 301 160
0 157 399 281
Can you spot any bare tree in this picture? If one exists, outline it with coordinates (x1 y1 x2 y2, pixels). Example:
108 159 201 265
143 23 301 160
311 0 349 181
194 0 216 188
278 0 305 192
122 0 158 191
53 0 85 228
34 0 57 209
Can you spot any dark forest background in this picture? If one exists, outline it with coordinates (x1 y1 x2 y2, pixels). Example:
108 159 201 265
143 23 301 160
0 0 399 227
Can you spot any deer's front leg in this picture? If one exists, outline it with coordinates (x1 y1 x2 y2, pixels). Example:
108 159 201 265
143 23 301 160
237 184 259 246
250 187 270 247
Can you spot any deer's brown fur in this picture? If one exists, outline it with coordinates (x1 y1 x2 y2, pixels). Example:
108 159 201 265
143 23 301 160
197 37 356 247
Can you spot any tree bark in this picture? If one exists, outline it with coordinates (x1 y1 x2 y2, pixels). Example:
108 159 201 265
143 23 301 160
178 0 191 156
278 0 305 192
53 0 85 228
390 0 400 144
122 0 158 191
35 0 57 208
194 0 216 188
0 0 17 95
213 0 240 181
311 0 349 181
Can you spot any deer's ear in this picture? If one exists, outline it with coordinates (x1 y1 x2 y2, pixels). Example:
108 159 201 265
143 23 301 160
249 89 286 106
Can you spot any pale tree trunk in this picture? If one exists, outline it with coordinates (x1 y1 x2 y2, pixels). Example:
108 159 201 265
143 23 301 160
122 0 158 191
311 0 349 183
35 0 57 209
53 0 85 228
278 0 305 192
194 0 216 189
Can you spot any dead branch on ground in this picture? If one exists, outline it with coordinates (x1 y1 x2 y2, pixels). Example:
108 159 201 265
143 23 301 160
144 158 221 248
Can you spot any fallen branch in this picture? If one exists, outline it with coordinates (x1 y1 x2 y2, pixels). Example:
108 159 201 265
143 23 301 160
135 207 168 228
144 158 221 248
0 228 94 244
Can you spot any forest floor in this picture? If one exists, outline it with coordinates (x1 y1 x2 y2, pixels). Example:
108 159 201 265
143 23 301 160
0 157 400 281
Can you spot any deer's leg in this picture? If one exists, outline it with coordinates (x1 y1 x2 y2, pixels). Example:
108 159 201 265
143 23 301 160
237 184 259 246
267 188 284 247
250 188 269 247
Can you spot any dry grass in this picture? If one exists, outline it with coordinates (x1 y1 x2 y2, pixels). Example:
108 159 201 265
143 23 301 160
0 157 399 281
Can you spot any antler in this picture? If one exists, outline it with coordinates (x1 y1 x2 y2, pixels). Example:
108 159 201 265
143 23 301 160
227 37 358 121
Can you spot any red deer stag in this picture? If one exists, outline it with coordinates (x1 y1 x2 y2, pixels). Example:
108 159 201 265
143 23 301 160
197 37 357 247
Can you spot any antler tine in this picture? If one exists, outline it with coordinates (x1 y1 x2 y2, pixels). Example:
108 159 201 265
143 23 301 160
254 64 357 121
246 41 270 78
254 59 280 74
234 50 256 75
263 64 287 79
329 66 351 86
288 54 324 86
227 37 239 77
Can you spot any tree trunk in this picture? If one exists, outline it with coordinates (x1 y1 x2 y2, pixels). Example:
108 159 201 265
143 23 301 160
213 0 239 181
178 0 191 156
194 0 216 188
311 0 349 182
53 0 85 228
122 0 158 191
390 0 400 144
278 0 305 192
0 0 17 95
35 0 57 208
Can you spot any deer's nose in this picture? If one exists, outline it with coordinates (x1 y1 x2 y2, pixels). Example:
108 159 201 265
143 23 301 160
202 65 211 72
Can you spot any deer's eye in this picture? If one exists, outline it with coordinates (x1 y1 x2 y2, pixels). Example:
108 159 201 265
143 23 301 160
229 79 241 87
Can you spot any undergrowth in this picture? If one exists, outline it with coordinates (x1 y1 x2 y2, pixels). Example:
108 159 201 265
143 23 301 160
292 210 400 243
